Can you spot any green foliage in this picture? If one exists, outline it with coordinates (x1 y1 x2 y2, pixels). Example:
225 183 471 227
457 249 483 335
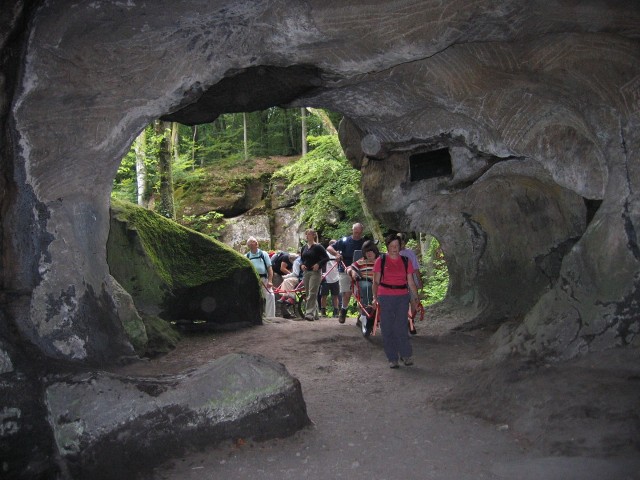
182 210 225 238
112 147 142 204
404 238 418 251
192 108 327 164
113 124 209 207
273 135 364 240
196 118 250 163
422 237 449 305
112 108 336 205
111 108 359 242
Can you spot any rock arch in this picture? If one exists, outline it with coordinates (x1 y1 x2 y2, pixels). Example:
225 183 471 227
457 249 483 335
1 2 640 476
3 0 639 365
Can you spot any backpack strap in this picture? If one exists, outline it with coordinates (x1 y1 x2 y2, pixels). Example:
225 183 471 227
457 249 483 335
247 249 269 276
260 250 269 272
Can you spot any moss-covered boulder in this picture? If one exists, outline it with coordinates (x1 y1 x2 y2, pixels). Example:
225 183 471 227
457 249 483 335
107 199 262 330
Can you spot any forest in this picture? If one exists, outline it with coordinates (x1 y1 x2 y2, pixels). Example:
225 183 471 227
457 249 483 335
111 107 448 305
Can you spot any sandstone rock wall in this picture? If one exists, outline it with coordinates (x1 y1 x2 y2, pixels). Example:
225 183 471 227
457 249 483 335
1 0 638 364
218 176 306 253
1 1 639 476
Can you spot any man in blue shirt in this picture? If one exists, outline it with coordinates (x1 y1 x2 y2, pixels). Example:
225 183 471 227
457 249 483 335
327 223 365 323
246 236 275 317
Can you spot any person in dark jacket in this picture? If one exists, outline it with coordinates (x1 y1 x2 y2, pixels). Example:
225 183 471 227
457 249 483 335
300 228 330 321
271 251 297 287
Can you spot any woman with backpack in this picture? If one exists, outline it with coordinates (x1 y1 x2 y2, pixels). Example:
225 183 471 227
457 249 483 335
372 233 421 368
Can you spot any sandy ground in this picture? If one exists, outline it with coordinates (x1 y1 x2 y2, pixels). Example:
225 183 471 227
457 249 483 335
120 314 640 480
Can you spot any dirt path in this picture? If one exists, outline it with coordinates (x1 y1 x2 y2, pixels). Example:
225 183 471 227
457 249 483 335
122 316 640 480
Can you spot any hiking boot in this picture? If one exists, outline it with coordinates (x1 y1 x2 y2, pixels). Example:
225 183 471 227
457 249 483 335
333 311 339 318
401 357 414 366
389 361 399 369
281 305 293 319
304 314 314 322
320 308 327 317
338 308 347 324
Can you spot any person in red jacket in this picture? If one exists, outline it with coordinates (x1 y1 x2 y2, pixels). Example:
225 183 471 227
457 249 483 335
373 233 420 368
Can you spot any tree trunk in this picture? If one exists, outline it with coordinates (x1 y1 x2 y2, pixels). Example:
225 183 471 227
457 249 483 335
191 125 199 169
154 120 175 219
259 110 269 156
134 128 147 206
301 107 308 156
284 109 292 155
285 109 297 155
171 122 180 164
307 107 337 135
243 112 249 161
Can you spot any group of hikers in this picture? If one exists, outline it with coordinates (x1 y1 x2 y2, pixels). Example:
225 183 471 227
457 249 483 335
245 223 424 369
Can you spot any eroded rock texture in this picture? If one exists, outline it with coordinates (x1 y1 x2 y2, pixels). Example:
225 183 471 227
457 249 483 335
3 0 637 363
45 353 309 480
1 0 639 477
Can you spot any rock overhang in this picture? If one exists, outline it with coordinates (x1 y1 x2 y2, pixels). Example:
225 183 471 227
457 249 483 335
3 0 638 364
1 2 639 477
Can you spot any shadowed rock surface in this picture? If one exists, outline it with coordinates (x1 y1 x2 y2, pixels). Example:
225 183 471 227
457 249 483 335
1 0 639 478
46 353 309 479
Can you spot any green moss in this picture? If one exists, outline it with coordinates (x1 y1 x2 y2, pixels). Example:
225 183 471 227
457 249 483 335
141 315 182 357
208 382 285 411
110 199 250 288
119 305 148 355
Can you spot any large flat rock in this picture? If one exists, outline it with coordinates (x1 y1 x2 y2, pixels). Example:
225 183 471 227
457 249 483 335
45 353 310 479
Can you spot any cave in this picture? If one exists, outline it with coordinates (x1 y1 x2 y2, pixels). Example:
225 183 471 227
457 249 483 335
1 1 639 478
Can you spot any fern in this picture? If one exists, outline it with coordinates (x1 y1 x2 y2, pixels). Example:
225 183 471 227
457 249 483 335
273 135 364 239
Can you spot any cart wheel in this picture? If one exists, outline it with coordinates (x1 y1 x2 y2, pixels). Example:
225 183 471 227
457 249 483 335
294 296 306 318
360 314 372 337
